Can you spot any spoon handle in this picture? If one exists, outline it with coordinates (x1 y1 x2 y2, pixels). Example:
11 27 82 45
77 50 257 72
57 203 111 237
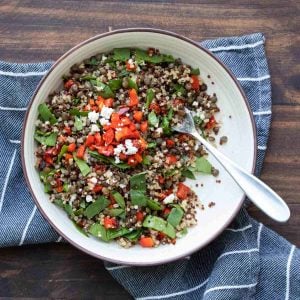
192 131 290 222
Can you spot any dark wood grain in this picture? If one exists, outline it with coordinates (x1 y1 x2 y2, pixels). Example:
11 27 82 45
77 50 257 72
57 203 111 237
0 0 299 298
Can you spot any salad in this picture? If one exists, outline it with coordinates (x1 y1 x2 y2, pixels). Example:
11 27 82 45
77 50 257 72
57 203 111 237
34 48 221 248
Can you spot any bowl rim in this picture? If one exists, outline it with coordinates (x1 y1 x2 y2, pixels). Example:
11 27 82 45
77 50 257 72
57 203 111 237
21 28 257 266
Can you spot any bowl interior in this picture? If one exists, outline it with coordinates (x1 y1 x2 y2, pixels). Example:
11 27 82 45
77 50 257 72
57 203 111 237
22 30 256 265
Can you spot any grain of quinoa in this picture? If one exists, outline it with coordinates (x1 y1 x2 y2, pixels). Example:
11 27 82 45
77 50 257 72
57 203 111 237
34 48 222 248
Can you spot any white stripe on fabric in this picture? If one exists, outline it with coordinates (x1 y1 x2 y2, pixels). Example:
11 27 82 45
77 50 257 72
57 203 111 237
257 223 263 249
106 265 131 271
208 40 264 52
9 140 21 144
136 279 209 300
217 248 259 261
226 224 252 232
0 70 48 77
285 245 296 300
56 236 63 242
237 75 270 82
253 110 272 116
19 206 37 246
204 282 258 296
258 145 267 150
0 106 27 111
0 149 17 212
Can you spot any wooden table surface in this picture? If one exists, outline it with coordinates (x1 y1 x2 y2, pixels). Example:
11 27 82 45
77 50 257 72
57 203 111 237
0 0 299 298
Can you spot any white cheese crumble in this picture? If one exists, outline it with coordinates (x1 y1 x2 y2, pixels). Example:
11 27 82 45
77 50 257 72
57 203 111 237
100 106 114 120
69 194 77 205
91 124 100 133
89 177 97 184
163 194 175 204
124 139 138 155
86 195 93 203
88 111 99 123
99 118 110 126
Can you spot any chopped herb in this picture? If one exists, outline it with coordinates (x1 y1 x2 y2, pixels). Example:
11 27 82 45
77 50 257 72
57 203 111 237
177 227 188 238
145 89 155 108
130 172 148 206
124 229 142 242
44 182 52 193
81 74 97 81
87 57 99 65
143 215 176 238
193 116 203 126
73 156 91 176
89 223 109 242
118 69 130 77
58 145 68 162
112 191 125 208
148 111 159 127
108 79 122 91
173 84 186 96
34 131 57 146
105 208 125 217
128 78 138 91
190 157 212 174
142 155 151 165
181 168 196 180
113 48 130 61
167 107 174 120
91 79 115 99
162 116 171 135
74 223 88 236
147 199 162 211
54 199 64 208
84 195 110 219
64 204 74 217
190 68 200 75
167 205 184 227
135 49 175 64
38 103 57 124
69 108 89 117
74 116 83 131
147 142 157 148
89 151 131 169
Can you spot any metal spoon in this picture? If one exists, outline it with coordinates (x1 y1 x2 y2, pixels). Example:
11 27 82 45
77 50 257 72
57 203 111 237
173 108 290 222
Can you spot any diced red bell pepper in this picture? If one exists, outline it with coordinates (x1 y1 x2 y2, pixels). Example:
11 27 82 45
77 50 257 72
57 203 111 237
67 143 76 153
104 217 117 229
104 98 114 107
149 103 161 114
64 79 74 90
134 153 143 163
89 99 95 106
93 185 103 193
166 154 177 164
191 75 200 91
129 123 136 131
85 134 95 147
127 155 138 167
205 116 217 129
158 175 165 184
178 134 189 142
58 135 66 144
166 139 175 148
43 154 53 165
103 128 115 145
126 60 136 71
120 116 132 126
140 121 148 133
174 99 184 106
64 126 72 136
176 182 191 200
133 111 143 122
139 138 147 151
94 132 103 146
65 153 73 161
139 237 154 248
163 207 171 217
110 113 121 129
96 96 105 110
136 211 144 222
157 232 166 240
129 89 139 107
76 145 86 159
96 145 114 157
119 153 127 161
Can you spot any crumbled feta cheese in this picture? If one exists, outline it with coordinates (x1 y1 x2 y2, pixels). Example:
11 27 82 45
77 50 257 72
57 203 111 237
124 139 138 155
69 194 77 205
88 111 99 123
91 124 100 132
100 106 114 120
101 55 107 62
119 183 126 189
114 156 121 164
114 144 126 156
163 194 175 204
104 170 113 178
155 128 163 134
89 177 97 184
99 118 110 126
86 195 93 203
192 101 198 107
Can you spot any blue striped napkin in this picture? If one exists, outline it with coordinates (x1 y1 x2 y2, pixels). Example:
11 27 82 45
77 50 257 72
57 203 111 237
0 33 299 299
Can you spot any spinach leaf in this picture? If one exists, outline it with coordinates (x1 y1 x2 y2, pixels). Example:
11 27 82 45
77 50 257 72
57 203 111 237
73 156 91 176
147 199 162 211
112 191 125 208
193 116 203 126
58 145 68 162
38 103 57 124
84 195 110 219
105 208 125 217
74 116 83 131
142 215 176 238
81 74 97 81
147 142 157 148
70 108 89 117
191 157 212 174
148 111 159 127
118 69 131 77
142 155 151 165
190 68 200 75
173 84 186 96
64 204 74 217
167 205 184 227
167 107 174 120
177 227 188 238
108 79 122 91
113 48 130 61
162 116 171 135
54 198 64 208
181 168 196 180
145 88 155 108
73 223 89 236
89 151 131 169
86 57 99 65
44 182 52 193
135 49 175 64
163 222 176 239
107 228 131 240
124 228 142 242
130 172 148 206
128 78 138 91
89 223 109 242
34 131 58 146
91 79 115 98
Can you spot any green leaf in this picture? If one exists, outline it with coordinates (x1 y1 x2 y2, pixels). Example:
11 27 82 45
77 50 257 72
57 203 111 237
44 182 52 193
89 151 131 169
145 89 155 108
108 79 122 91
118 69 130 77
74 223 89 236
130 172 148 206
92 80 115 99
173 84 186 96
148 111 159 127
73 156 91 176
167 206 184 227
89 223 109 242
193 116 203 126
112 191 125 208
84 195 110 219
70 108 89 117
177 227 188 238
87 57 99 65
58 145 68 162
54 199 64 208
124 228 142 242
113 48 130 61
143 215 176 238
190 68 200 75
135 49 175 64
167 107 174 120
64 204 74 217
128 78 138 91
81 74 97 81
39 169 56 183
74 116 83 131
181 168 196 180
164 169 178 177
107 228 131 240
142 155 151 166
147 142 157 149
34 131 58 146
147 199 162 211
191 157 212 174
63 182 69 192
105 208 125 217
162 222 176 239
38 103 57 124
162 116 171 135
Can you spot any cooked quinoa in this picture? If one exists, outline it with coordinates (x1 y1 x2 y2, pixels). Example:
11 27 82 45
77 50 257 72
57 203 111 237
34 48 221 248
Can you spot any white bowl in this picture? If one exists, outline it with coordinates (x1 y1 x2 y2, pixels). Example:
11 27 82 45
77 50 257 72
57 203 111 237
22 28 256 266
